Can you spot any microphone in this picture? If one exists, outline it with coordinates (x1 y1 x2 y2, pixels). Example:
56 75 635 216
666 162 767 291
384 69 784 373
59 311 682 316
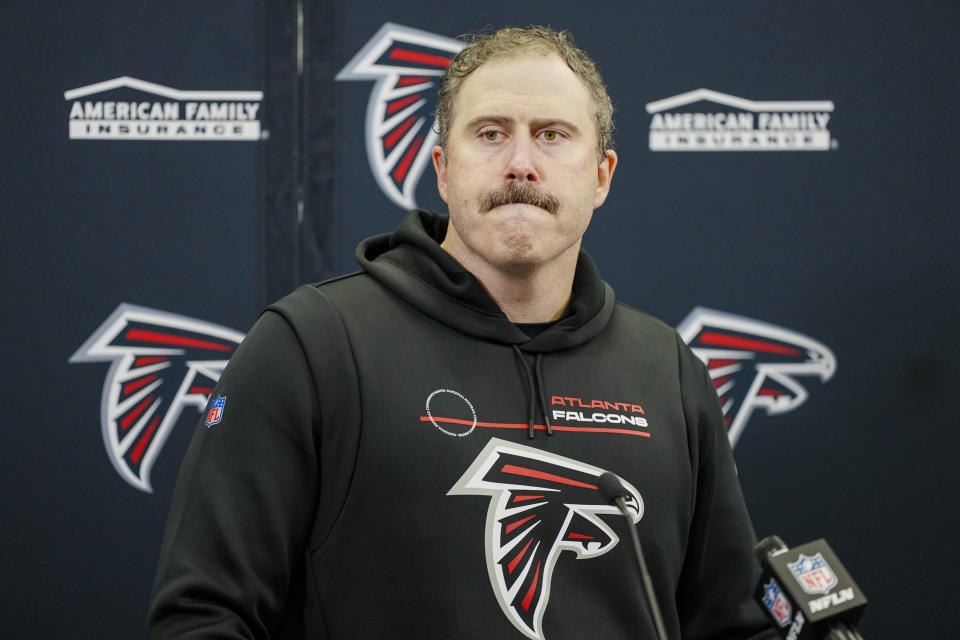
598 472 669 640
754 536 867 640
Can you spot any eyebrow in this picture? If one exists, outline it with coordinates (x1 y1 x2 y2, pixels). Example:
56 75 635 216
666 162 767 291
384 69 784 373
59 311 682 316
464 115 582 136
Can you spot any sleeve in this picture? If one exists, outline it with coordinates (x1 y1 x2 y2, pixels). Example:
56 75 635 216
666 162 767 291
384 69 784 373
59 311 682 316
674 334 779 640
146 309 320 639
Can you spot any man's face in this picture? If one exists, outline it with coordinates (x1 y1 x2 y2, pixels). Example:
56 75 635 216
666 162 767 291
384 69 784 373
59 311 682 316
432 53 616 275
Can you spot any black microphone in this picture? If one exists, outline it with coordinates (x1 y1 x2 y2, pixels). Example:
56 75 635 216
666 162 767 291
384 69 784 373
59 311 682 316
598 472 669 640
754 535 867 640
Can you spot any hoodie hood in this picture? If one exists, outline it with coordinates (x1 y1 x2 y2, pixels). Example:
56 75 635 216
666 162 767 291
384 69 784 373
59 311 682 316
357 209 615 353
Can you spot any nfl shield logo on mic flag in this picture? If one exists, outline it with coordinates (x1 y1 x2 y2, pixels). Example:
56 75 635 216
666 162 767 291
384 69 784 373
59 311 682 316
788 552 839 595
205 395 226 427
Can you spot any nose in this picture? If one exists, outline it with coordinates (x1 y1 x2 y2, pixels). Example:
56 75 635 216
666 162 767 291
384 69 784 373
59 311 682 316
504 136 539 183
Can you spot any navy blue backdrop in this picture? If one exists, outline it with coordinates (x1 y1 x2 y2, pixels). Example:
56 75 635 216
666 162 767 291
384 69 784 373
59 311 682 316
2 1 958 637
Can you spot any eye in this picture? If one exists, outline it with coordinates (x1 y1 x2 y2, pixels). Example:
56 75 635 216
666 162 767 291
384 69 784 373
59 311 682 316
482 130 502 142
539 129 567 143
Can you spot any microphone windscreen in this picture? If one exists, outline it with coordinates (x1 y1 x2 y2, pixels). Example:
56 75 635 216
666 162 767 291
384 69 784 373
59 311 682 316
755 535 789 563
598 472 628 504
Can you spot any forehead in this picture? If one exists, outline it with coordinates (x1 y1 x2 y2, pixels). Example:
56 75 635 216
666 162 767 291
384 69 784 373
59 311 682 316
451 53 596 129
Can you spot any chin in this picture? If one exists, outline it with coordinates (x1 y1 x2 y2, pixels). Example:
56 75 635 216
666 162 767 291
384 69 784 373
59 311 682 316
495 236 550 271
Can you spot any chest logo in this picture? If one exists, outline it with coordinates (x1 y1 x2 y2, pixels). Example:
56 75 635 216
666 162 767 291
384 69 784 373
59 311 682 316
448 438 642 640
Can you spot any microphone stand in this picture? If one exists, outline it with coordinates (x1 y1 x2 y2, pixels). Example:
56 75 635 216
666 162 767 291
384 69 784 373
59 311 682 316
826 621 864 640
613 495 669 640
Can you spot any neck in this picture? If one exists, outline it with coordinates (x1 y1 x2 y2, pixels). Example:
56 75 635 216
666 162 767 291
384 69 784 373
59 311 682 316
483 267 575 323
442 239 579 324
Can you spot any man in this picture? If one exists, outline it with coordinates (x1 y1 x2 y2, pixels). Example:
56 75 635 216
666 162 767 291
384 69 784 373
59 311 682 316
148 27 775 640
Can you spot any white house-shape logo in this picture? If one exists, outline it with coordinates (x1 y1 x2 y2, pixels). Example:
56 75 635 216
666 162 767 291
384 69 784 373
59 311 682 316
65 76 263 141
645 88 834 151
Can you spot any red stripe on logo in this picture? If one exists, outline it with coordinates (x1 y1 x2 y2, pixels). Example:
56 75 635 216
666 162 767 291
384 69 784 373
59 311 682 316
125 329 234 352
504 514 536 534
567 532 595 540
500 464 598 490
130 415 160 464
397 76 430 86
121 395 155 431
384 115 418 149
388 48 452 68
709 358 740 368
508 538 534 574
758 389 785 397
133 356 168 367
512 494 545 503
522 562 541 611
699 331 800 356
420 416 650 437
123 374 158 396
392 134 424 183
386 93 421 115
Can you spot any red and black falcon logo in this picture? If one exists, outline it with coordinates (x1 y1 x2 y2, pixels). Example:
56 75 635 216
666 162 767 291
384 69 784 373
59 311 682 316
677 307 836 446
449 438 642 640
70 304 243 492
336 23 463 210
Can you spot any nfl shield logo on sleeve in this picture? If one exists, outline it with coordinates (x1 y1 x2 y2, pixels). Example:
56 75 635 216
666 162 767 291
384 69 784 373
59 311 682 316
788 552 839 595
205 395 226 427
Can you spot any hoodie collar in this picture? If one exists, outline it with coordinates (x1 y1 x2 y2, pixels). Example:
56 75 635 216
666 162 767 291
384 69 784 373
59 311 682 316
357 209 615 352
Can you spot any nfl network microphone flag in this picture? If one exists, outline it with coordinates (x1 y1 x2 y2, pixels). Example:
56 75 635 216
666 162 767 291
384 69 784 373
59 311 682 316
755 538 867 639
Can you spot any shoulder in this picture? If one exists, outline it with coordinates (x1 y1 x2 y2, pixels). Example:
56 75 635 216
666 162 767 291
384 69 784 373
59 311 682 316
266 272 388 327
610 300 713 401
609 300 695 358
259 273 401 370
612 300 676 336
271 272 371 309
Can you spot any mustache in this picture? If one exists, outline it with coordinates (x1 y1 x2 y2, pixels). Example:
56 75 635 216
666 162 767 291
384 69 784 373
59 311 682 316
478 182 560 215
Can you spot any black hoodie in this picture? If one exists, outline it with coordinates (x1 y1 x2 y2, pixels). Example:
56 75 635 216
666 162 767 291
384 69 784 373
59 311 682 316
148 210 775 640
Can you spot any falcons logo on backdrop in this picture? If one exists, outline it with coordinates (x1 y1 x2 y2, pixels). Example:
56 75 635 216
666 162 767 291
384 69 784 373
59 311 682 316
336 23 463 209
677 307 836 447
70 304 244 493
449 438 642 640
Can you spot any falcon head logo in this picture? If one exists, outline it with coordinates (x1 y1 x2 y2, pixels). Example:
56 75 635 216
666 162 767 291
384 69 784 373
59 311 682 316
449 438 642 640
336 23 463 210
69 304 244 493
677 307 836 447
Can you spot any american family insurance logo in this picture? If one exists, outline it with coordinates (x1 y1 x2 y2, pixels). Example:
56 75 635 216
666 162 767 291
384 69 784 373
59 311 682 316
65 76 263 141
646 88 835 151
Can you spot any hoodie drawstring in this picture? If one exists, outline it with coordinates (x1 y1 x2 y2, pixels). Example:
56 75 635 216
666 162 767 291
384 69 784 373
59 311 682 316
535 354 553 436
512 346 553 439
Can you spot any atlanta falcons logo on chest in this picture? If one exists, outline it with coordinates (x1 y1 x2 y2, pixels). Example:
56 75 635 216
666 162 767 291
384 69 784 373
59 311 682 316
449 438 643 640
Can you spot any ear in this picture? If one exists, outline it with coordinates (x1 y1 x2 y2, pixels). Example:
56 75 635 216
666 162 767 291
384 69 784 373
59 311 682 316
593 149 618 209
431 145 449 204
